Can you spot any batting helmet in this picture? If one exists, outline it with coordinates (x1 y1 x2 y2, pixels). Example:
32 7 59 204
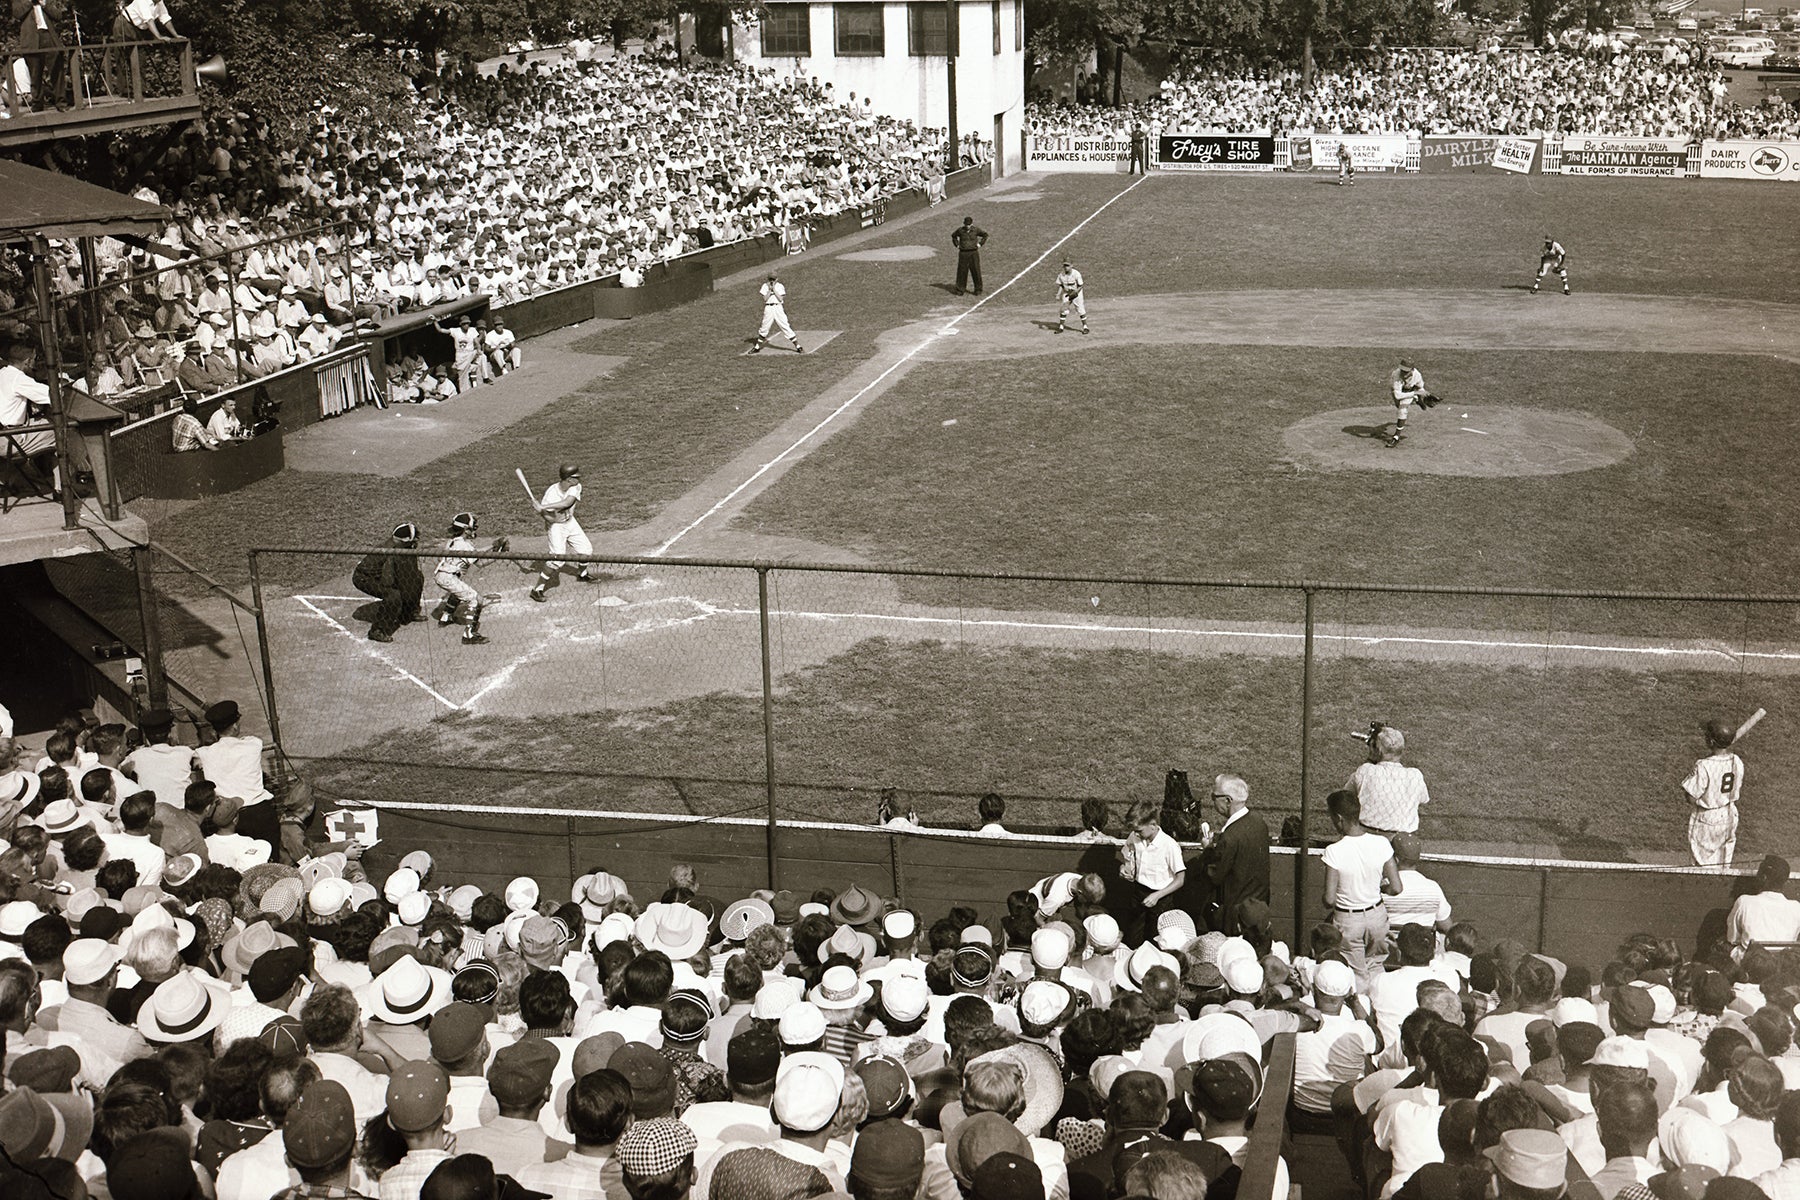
559 463 581 479
1704 718 1736 750
451 512 478 534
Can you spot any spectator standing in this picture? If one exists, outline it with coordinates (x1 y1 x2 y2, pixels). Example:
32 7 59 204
1113 803 1186 946
1200 773 1269 936
1321 790 1401 993
1129 125 1149 175
1345 727 1430 836
122 708 195 811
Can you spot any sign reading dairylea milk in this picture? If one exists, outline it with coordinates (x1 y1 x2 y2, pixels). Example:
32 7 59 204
1697 140 1800 181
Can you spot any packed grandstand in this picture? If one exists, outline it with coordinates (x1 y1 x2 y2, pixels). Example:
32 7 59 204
0 705 1797 1200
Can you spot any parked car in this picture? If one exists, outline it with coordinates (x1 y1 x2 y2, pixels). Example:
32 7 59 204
1715 36 1773 63
1677 17 1699 30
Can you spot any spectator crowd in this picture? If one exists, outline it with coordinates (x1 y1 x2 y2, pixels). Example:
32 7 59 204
0 46 958 408
1028 46 1800 141
1 698 1799 1200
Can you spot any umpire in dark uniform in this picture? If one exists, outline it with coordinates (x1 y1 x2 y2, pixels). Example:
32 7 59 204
952 216 988 295
352 523 424 643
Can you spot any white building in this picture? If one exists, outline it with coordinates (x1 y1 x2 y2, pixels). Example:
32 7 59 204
681 1 1026 175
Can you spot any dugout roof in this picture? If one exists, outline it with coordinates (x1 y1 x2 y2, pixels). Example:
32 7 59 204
0 161 171 244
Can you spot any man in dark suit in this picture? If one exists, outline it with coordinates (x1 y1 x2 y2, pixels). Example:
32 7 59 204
1202 773 1270 935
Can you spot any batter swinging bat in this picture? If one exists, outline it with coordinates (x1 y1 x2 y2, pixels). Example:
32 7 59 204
514 468 537 507
1736 708 1767 743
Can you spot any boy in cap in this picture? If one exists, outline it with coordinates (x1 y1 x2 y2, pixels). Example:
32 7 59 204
454 1038 564 1176
850 1117 925 1200
274 1079 363 1199
617 1117 699 1200
379 1061 455 1200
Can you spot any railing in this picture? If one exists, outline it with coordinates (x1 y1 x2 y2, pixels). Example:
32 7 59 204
1 37 196 120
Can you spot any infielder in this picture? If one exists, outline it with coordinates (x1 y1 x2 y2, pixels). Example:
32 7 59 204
751 271 803 354
1532 236 1570 295
1384 357 1442 448
1337 142 1356 186
529 463 602 601
1682 718 1745 867
432 512 506 646
1055 259 1090 335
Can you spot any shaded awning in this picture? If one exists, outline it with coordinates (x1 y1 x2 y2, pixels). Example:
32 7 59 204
0 160 171 243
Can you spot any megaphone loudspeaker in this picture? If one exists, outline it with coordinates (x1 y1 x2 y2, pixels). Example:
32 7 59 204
196 55 228 83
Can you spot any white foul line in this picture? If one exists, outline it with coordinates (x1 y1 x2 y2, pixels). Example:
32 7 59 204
650 175 1153 557
1461 427 1490 435
293 596 461 711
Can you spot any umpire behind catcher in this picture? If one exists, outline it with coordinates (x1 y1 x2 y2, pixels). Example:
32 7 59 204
353 523 424 643
952 216 988 295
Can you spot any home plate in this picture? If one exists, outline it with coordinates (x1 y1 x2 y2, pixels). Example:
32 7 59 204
597 596 628 607
740 330 842 356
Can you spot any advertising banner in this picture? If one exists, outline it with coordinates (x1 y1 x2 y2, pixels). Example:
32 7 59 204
1558 135 1687 177
1419 134 1540 175
1696 140 1800 181
1302 134 1410 170
1156 135 1278 171
1025 134 1131 173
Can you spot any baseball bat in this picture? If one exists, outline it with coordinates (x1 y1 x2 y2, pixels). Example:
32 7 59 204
1736 708 1767 743
514 468 537 507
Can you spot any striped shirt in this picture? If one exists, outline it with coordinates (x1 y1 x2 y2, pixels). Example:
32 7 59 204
1386 869 1451 927
1344 761 1430 833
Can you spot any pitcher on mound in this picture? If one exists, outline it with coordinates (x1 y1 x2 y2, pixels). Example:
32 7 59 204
752 271 804 354
529 464 603 602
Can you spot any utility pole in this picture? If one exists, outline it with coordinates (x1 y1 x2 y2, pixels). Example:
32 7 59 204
945 0 959 173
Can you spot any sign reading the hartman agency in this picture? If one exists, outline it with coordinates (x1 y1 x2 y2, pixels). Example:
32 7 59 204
1697 140 1800 182
1026 134 1132 173
1300 134 1410 170
1558 135 1687 177
1157 135 1277 171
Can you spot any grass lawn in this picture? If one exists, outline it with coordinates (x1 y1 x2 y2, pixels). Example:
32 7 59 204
740 346 1800 594
303 635 1800 863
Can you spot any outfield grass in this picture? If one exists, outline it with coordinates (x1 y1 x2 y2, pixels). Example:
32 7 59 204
740 346 1800 594
304 634 1800 863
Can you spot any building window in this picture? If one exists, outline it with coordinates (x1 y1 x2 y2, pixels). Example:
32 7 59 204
762 4 811 55
834 4 885 55
1014 0 1023 50
992 0 1001 52
907 2 958 55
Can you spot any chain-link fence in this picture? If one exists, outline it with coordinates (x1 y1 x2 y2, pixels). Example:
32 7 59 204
246 548 1800 871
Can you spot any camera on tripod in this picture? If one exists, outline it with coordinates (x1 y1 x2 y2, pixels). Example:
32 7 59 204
1349 721 1388 745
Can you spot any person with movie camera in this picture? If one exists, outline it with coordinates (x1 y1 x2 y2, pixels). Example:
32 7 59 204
1343 722 1430 838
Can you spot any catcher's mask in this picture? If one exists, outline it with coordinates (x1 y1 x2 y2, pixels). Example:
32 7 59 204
451 512 478 534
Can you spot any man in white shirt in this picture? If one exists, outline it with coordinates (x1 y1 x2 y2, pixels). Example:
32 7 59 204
1474 955 1559 1070
121 708 195 810
1728 855 1800 951
194 699 276 855
300 984 391 1123
1321 789 1402 994
1292 960 1377 1116
1370 925 1463 1050
1345 726 1430 835
99 792 167 886
683 1025 781 1148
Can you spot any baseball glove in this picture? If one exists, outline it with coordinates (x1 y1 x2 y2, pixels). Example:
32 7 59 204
1418 393 1442 410
489 536 511 553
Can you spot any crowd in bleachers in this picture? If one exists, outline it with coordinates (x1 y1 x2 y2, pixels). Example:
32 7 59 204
0 698 1797 1200
0 46 957 409
1028 46 1800 140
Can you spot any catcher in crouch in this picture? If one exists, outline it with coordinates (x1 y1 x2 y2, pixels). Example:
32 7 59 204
1384 357 1442 448
432 512 507 646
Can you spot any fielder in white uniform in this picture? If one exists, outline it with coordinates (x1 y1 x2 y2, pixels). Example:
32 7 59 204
530 463 602 601
1683 718 1745 867
752 271 803 354
1533 237 1570 295
1055 260 1089 335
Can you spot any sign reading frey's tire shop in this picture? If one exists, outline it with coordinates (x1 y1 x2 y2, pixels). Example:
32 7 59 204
1558 135 1687 178
1157 135 1278 171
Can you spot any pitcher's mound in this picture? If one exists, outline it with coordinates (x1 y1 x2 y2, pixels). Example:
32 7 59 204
1285 406 1633 477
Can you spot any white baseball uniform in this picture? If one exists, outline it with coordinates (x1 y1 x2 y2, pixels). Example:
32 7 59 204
1390 365 1426 415
539 479 591 571
758 279 797 346
1683 750 1744 867
1056 267 1086 320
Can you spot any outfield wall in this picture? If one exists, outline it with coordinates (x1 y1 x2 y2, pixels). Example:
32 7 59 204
348 801 1742 969
1024 130 1800 180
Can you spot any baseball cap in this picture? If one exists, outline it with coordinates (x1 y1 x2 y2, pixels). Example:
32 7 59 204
384 1061 451 1132
880 975 930 1023
853 1056 913 1121
428 1003 488 1064
778 1001 827 1047
611 1042 677 1117
1313 960 1355 998
573 1032 625 1079
248 946 309 1003
1611 985 1656 1031
972 1152 1044 1200
773 1051 844 1133
852 1117 925 1188
487 1038 559 1108
284 1080 358 1169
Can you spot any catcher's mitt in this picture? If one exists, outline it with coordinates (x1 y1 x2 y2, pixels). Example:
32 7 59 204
489 536 511 553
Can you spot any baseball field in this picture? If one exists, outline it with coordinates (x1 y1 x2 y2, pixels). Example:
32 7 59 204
147 169 1800 866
